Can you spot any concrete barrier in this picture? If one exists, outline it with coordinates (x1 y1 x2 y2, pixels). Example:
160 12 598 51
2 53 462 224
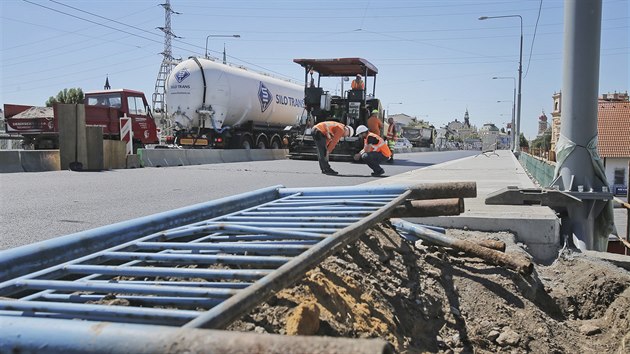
103 141 127 170
185 149 223 165
0 151 23 173
126 154 141 169
219 149 251 163
0 150 61 173
138 148 289 168
138 149 189 167
20 150 60 172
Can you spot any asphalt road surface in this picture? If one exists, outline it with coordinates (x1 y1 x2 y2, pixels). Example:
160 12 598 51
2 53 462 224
0 150 478 250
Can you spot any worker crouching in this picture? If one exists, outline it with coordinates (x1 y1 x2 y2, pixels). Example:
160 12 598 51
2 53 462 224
354 125 392 177
311 121 354 175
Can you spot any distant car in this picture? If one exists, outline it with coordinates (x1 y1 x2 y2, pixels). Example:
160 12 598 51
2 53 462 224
394 137 413 149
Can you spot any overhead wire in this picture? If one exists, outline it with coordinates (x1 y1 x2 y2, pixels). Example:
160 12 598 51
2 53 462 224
524 0 544 78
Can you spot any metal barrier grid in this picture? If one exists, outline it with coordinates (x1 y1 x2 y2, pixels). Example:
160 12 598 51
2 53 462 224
0 185 410 330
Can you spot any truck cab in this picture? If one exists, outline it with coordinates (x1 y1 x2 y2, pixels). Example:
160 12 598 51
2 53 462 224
84 89 159 149
4 89 158 150
289 58 383 160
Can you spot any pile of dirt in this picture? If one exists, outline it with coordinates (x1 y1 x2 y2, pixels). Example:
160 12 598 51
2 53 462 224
228 223 630 353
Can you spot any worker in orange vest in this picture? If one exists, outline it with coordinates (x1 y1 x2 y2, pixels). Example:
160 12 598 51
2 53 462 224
311 121 354 175
351 74 364 90
353 125 392 177
367 110 383 136
385 117 397 163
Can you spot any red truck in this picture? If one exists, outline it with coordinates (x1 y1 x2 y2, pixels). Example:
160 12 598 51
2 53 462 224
3 89 159 150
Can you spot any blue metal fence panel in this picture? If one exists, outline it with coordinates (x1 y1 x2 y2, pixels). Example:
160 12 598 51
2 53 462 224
0 184 410 331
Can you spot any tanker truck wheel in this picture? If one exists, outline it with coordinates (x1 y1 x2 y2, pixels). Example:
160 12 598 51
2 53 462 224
256 135 268 149
270 135 282 149
236 134 253 150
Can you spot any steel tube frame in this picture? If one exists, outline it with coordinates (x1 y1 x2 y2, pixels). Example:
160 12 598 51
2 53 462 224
183 189 413 329
0 185 283 282
1 317 394 354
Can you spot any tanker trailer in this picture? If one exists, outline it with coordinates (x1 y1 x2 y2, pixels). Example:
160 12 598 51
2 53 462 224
165 57 306 149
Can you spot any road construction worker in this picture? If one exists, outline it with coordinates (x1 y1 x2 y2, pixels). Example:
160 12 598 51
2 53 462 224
367 110 383 136
354 124 392 177
311 121 354 175
351 74 364 90
385 117 397 163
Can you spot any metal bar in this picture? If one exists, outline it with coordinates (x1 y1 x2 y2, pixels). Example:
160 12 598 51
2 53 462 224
391 198 464 217
183 189 413 329
40 294 223 308
86 280 251 288
19 279 239 298
101 251 291 266
136 242 311 255
223 216 363 222
391 218 532 275
0 300 199 323
0 185 283 282
1 317 394 354
65 265 271 280
240 210 373 216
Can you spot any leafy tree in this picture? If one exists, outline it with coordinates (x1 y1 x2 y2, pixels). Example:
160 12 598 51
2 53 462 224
46 88 84 107
531 130 552 150
519 133 529 149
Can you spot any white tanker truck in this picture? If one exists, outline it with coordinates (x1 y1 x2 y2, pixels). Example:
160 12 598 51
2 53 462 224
165 57 306 149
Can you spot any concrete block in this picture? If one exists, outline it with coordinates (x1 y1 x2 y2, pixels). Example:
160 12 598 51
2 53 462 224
272 149 288 160
86 126 104 171
126 154 141 169
220 149 250 163
103 140 127 170
57 104 87 170
139 149 188 167
248 150 274 162
185 149 222 165
0 151 24 173
19 150 60 172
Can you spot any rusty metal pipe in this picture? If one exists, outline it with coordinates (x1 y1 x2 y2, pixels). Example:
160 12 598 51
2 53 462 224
477 239 507 252
0 317 394 354
391 218 533 275
391 198 464 218
407 182 477 200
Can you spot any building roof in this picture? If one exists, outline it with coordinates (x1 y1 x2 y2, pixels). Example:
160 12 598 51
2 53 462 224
597 99 630 158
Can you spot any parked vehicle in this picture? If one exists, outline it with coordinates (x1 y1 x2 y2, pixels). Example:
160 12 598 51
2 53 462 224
165 57 306 149
401 126 434 148
394 137 413 150
4 89 159 150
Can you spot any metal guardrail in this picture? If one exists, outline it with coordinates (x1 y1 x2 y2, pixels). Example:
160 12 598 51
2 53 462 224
0 182 476 352
0 185 413 329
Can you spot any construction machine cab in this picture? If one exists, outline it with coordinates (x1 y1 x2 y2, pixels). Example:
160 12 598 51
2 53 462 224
293 58 382 130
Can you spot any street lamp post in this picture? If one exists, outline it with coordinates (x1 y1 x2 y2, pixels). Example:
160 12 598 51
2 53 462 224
205 34 241 59
480 15 523 152
493 76 517 151
497 99 515 150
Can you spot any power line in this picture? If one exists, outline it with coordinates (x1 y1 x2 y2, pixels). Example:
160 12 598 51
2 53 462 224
524 0 544 78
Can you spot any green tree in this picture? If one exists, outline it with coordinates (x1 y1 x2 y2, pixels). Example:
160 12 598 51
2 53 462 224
519 133 529 149
531 130 552 150
46 88 84 107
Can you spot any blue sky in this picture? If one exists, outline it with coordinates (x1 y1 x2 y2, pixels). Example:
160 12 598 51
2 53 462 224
1 0 628 140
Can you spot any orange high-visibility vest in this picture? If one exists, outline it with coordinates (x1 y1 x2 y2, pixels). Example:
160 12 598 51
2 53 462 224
314 121 345 139
351 79 364 90
386 124 396 140
363 132 392 158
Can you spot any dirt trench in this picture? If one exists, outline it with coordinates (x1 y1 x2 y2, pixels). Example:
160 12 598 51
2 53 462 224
228 223 630 354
